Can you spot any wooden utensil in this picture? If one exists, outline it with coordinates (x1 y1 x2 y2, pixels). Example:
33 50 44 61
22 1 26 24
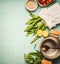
41 45 60 51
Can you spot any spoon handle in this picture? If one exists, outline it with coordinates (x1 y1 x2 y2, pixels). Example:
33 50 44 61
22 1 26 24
51 47 60 49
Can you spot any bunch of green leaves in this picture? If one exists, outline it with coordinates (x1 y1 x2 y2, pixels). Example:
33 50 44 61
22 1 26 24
24 50 43 64
24 12 46 43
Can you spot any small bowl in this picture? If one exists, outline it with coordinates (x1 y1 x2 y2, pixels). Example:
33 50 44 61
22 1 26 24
37 0 54 7
25 0 38 11
40 37 60 59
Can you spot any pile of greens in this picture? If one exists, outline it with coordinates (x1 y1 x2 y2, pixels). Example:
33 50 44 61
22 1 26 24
24 50 43 64
24 12 46 43
24 12 45 64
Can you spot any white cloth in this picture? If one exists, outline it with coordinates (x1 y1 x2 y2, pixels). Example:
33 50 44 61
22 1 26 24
38 3 60 29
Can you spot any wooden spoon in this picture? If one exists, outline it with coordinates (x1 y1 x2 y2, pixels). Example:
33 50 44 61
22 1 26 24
41 45 60 51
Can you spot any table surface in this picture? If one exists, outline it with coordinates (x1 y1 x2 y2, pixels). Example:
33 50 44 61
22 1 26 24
0 0 60 64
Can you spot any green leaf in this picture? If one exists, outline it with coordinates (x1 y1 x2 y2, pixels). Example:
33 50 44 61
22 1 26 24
26 29 35 37
24 50 43 64
26 19 33 25
26 32 32 37
31 18 41 26
31 36 40 44
26 18 37 25
29 12 40 19
42 25 46 31
34 43 37 49
24 25 33 32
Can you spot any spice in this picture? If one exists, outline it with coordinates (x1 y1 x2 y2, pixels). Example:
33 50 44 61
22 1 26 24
26 1 37 11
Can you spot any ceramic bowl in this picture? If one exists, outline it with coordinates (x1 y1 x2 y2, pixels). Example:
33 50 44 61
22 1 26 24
37 0 54 7
40 36 60 59
25 0 38 11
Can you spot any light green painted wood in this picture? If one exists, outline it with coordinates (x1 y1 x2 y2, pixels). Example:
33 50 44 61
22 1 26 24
0 0 60 64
